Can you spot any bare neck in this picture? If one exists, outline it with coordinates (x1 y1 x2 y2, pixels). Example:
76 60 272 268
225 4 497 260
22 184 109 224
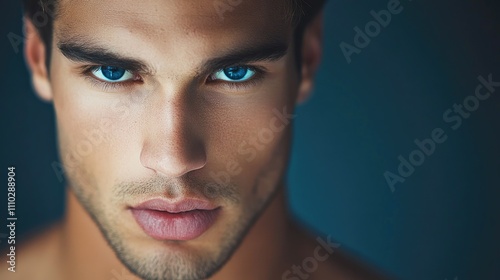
59 187 295 280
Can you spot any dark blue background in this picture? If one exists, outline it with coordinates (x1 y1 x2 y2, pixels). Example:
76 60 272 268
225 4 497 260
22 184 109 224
1 0 499 279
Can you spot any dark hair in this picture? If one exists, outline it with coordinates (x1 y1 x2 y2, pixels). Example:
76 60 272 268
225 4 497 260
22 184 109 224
21 0 326 69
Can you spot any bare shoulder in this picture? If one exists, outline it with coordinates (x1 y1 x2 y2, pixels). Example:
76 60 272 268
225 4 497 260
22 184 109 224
288 224 394 280
0 223 63 280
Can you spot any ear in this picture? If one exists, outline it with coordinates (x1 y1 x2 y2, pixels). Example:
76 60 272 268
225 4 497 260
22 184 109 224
24 17 53 102
296 12 323 104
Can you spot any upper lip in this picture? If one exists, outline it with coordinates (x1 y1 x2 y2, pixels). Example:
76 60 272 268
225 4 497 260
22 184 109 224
131 198 218 213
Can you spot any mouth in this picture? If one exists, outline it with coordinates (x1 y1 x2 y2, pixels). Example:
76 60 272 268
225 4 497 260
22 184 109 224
130 198 221 241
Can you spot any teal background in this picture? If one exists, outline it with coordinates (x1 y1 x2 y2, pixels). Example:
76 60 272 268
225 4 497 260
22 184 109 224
1 0 499 279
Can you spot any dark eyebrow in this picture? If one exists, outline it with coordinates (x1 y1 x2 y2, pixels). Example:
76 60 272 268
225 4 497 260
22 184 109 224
57 38 288 75
57 41 152 73
199 41 288 74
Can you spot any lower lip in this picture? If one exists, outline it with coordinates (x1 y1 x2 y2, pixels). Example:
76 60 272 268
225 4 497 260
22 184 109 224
131 208 220 241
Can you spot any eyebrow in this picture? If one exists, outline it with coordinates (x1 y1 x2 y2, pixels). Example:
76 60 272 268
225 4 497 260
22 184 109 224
57 38 288 76
57 41 152 73
199 41 288 74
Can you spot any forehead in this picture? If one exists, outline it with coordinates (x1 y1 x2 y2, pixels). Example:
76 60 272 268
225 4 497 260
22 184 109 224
53 0 293 46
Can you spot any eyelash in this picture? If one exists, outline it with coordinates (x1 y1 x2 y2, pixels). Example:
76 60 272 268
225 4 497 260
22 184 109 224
207 66 265 90
79 65 266 91
80 65 140 91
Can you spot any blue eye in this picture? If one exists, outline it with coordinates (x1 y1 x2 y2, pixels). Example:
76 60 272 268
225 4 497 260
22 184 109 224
211 66 256 82
91 66 134 82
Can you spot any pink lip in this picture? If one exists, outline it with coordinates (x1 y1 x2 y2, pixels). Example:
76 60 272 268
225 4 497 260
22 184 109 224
131 198 220 241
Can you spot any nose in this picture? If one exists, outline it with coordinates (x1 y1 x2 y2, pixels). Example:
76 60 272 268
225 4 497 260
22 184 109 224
140 94 206 178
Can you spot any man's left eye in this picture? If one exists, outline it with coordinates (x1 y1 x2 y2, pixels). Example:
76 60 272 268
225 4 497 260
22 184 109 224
91 66 134 82
210 66 256 82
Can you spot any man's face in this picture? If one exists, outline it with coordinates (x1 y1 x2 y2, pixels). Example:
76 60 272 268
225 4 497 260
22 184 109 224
49 0 300 279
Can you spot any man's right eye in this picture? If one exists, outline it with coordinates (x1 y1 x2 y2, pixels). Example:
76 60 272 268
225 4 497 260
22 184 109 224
90 66 135 83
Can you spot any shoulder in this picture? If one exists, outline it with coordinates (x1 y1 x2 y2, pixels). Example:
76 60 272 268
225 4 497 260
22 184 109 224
0 223 63 280
288 224 394 280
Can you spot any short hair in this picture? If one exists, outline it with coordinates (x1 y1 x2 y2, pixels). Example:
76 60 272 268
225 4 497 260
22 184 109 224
21 0 326 69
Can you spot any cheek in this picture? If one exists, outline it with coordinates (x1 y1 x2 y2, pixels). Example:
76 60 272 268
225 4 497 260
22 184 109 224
232 113 292 200
203 65 298 200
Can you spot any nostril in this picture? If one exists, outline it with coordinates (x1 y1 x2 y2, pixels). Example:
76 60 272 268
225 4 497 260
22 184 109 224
140 139 207 178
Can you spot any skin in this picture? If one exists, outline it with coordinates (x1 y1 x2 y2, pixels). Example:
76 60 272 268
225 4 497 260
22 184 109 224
1 0 389 279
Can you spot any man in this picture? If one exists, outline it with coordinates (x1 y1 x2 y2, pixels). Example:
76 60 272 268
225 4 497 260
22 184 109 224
1 0 389 279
